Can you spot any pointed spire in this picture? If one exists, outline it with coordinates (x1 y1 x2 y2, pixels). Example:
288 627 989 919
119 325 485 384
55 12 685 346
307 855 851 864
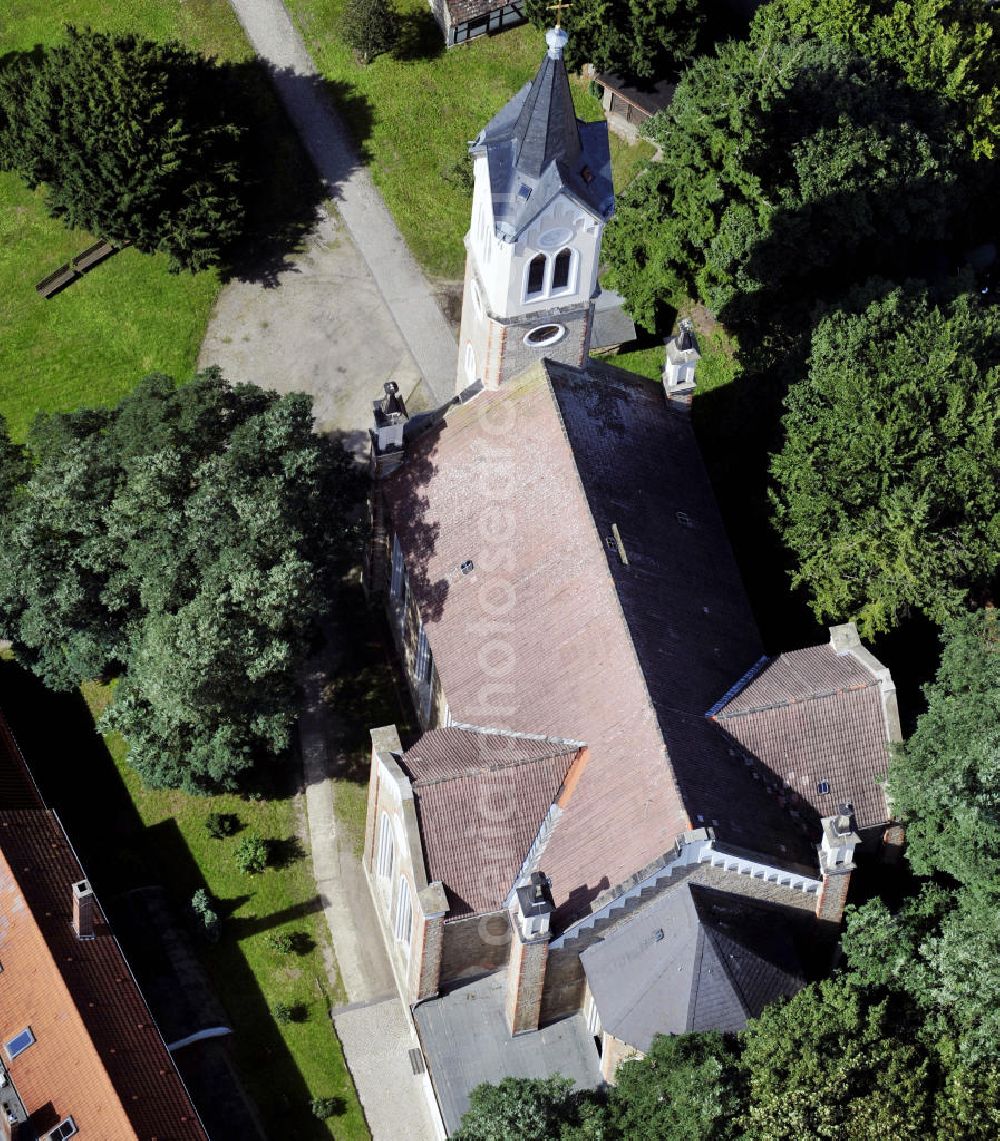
511 29 581 178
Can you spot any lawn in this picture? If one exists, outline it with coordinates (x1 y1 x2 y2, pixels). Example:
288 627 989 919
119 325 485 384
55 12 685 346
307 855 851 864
82 680 369 1141
287 0 653 278
0 0 249 440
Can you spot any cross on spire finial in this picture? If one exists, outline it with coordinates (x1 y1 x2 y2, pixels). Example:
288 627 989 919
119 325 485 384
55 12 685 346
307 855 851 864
547 0 571 28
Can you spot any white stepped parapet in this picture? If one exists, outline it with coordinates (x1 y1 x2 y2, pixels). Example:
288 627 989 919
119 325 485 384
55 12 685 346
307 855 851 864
552 834 820 948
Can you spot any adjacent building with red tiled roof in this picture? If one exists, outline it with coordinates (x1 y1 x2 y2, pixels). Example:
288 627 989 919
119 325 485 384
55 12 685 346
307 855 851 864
0 714 207 1141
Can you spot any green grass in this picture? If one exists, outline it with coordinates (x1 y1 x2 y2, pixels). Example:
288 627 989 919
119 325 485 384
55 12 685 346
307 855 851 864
287 0 653 278
0 0 250 58
82 683 369 1141
0 0 249 439
0 179 222 440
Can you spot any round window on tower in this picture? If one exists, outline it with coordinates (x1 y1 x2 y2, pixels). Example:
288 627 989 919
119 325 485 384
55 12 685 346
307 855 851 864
538 226 574 249
523 324 566 348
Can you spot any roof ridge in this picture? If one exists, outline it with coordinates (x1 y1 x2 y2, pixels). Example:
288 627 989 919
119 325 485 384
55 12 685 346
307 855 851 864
542 362 687 816
445 722 585 748
714 681 878 721
410 747 580 788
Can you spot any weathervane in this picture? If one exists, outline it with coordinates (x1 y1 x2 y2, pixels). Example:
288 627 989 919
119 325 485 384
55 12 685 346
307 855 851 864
547 1 571 28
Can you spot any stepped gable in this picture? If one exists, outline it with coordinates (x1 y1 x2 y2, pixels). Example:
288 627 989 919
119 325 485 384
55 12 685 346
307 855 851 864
711 644 892 828
472 37 612 237
399 727 583 916
0 714 207 1140
384 361 813 929
580 883 804 1047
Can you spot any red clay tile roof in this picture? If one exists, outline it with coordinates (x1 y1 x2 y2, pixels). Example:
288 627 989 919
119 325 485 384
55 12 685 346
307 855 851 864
385 362 818 927
712 646 892 829
400 727 582 916
0 717 207 1140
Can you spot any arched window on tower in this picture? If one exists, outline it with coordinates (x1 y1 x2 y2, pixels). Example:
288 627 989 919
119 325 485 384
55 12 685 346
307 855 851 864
552 247 572 292
526 254 546 297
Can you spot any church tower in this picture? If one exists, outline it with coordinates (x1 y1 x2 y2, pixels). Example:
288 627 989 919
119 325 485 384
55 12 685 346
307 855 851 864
456 26 615 394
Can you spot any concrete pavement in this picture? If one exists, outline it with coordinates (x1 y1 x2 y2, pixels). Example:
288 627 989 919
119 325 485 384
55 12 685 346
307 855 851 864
298 640 440 1140
198 207 431 456
227 0 457 407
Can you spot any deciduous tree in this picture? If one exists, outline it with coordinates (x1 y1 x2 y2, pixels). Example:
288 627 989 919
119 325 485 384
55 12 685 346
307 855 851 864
771 287 1000 634
0 372 358 791
525 0 703 81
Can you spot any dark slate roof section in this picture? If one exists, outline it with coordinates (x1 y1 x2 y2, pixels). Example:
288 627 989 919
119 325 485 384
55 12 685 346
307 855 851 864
580 884 803 1049
510 49 581 178
590 287 638 352
546 360 816 866
712 645 892 828
472 50 613 238
399 727 582 917
414 972 601 1135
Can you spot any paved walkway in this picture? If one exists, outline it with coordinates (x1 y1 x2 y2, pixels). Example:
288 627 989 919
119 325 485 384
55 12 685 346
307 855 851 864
227 0 456 407
298 640 440 1140
199 207 430 455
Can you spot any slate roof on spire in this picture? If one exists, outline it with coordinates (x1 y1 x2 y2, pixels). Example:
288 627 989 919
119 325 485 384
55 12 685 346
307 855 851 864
471 35 613 239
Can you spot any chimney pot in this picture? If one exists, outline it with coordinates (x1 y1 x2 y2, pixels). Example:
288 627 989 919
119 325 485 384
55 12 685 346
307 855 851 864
72 878 95 941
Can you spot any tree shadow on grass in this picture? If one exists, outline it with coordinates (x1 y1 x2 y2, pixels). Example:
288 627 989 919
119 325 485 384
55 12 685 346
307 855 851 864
0 661 347 1141
392 9 445 63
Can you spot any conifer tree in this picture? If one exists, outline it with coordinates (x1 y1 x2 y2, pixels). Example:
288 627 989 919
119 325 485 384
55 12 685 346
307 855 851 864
0 28 246 270
342 0 398 65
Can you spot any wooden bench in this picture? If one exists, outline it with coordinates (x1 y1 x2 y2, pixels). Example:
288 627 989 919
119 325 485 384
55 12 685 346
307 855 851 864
72 240 116 273
35 263 78 299
35 239 129 299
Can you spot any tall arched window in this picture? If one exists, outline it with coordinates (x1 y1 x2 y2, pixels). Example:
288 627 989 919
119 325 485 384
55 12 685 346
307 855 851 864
394 876 412 950
552 247 572 291
376 812 394 882
526 254 546 297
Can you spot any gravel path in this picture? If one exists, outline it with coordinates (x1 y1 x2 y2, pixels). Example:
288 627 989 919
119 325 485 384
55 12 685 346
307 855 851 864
226 0 457 407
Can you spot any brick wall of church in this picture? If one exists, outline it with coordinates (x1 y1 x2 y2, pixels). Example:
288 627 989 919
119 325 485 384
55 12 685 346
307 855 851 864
440 912 511 985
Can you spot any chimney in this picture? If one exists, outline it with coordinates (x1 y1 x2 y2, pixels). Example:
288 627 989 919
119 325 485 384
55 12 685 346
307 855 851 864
815 811 860 925
72 879 95 940
663 318 700 394
505 872 552 1036
370 382 409 479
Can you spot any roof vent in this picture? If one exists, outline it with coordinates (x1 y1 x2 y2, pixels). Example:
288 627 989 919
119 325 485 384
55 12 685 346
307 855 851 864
518 184 532 200
460 560 474 575
653 928 664 943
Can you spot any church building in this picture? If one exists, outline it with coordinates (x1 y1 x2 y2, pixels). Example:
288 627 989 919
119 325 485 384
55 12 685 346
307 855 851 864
362 27 901 1134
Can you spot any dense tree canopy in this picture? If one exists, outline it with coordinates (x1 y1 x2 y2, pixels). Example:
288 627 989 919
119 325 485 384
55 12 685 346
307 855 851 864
842 612 1000 1068
887 609 1000 889
525 0 703 82
0 373 357 790
753 0 1000 158
741 979 932 1139
602 34 963 331
609 1031 742 1140
771 286 1000 635
0 28 246 270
